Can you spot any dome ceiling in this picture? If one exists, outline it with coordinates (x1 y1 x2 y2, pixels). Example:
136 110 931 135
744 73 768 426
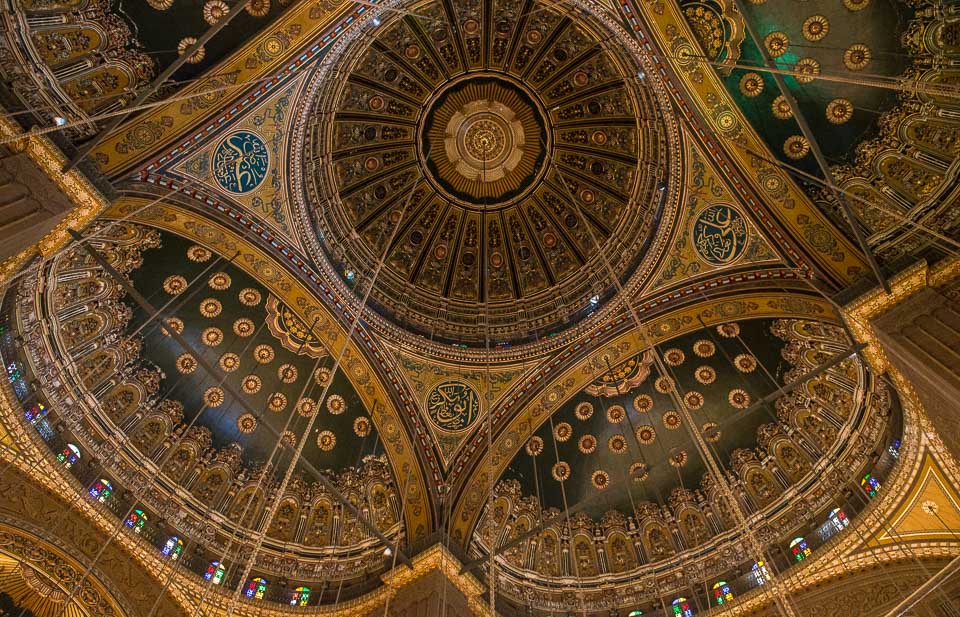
299 0 677 344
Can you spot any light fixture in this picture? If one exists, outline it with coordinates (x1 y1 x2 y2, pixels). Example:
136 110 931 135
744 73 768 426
53 116 67 126
371 16 381 26
383 546 392 557
345 269 355 281
589 295 599 305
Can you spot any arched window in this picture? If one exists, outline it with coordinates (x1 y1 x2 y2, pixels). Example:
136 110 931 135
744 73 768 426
161 536 183 560
789 537 811 561
205 561 226 585
829 508 849 530
628 611 644 617
89 479 112 502
290 586 310 606
861 473 881 497
24 402 47 424
671 597 693 617
712 580 734 604
126 509 147 533
57 444 81 468
245 577 268 600
888 438 901 459
751 561 769 586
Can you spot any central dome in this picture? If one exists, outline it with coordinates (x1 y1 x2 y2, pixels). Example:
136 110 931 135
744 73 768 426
420 74 550 208
299 0 678 344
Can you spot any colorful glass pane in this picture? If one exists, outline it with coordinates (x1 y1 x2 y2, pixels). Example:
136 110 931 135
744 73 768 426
205 562 225 585
89 479 112 502
290 586 310 606
57 443 80 468
861 474 881 497
126 509 147 533
789 537 811 561
245 577 268 599
162 536 183 560
672 597 693 617
712 580 734 604
751 561 769 586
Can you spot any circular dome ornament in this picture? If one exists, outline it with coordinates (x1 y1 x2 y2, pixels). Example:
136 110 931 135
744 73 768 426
163 275 187 295
772 96 793 120
525 436 544 457
314 367 332 385
201 327 223 346
204 387 225 407
187 245 212 262
209 272 231 290
729 389 751 409
177 37 206 64
280 430 297 448
203 0 229 24
703 422 722 443
253 344 275 364
826 98 854 124
267 392 287 413
764 32 789 57
241 375 262 394
668 448 689 468
693 340 716 358
844 44 872 70
219 352 240 372
734 353 757 373
802 15 830 41
176 353 198 374
684 391 705 410
163 317 184 336
695 366 717 385
608 434 628 454
353 416 372 437
554 422 573 442
636 425 657 445
239 288 262 306
693 205 748 265
606 405 626 424
739 73 764 97
630 461 650 481
663 348 685 366
233 318 255 337
199 298 222 318
591 470 610 490
247 0 270 16
634 394 654 413
662 410 682 430
147 0 173 9
278 364 298 383
213 132 269 194
551 461 571 482
297 397 317 417
426 381 480 431
655 376 675 394
237 413 258 434
717 322 740 338
326 394 346 415
784 135 811 159
574 402 594 421
316 430 336 451
578 434 597 454
794 58 821 84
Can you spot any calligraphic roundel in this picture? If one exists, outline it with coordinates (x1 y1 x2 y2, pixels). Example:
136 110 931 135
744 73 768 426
692 204 749 265
426 381 480 432
213 130 270 194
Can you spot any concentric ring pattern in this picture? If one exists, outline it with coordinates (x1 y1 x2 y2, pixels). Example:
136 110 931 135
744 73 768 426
302 0 674 343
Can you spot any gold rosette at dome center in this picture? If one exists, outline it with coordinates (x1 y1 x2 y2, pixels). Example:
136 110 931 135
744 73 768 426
422 78 547 206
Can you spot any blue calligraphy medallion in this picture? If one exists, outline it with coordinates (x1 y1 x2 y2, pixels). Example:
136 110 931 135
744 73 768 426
213 131 269 194
426 381 480 432
693 204 748 265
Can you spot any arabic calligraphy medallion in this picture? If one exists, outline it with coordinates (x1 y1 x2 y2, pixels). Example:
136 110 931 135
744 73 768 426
693 204 748 265
426 381 480 432
213 131 269 194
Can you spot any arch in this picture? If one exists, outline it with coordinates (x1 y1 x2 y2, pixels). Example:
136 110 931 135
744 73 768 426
102 383 143 424
88 478 112 502
204 561 226 585
861 473 881 498
131 416 168 453
571 532 598 577
57 443 80 468
290 586 310 606
534 529 561 576
605 531 638 573
712 580 733 604
678 508 711 547
245 577 268 599
367 481 396 531
229 487 265 527
642 522 674 561
162 443 197 483
267 498 299 541
192 468 229 506
161 536 183 560
671 597 693 616
751 560 770 586
303 498 334 546
790 536 811 561
125 509 146 534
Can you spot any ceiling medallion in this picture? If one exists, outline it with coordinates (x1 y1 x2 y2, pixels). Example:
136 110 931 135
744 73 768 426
199 298 222 318
551 461 571 482
176 353 198 374
314 367 332 385
233 318 255 337
784 135 811 159
426 381 480 432
772 95 793 120
297 397 317 417
630 461 650 481
239 288 262 306
201 327 223 346
280 430 297 448
237 413 258 434
187 245 212 262
578 434 597 454
633 394 654 413
728 388 751 408
297 0 678 345
668 448 689 467
608 434 628 454
702 421 722 443
826 98 854 124
162 317 184 336
421 75 548 208
268 392 287 413
204 387 225 407
738 73 765 97
684 391 705 410
278 363 298 383
717 322 740 338
253 343 275 364
802 15 830 41
353 416 372 437
663 348 685 366
794 57 821 84
655 376 675 393
734 353 757 373
695 366 716 385
844 44 872 70
663 410 682 430
163 275 187 295
574 402 594 421
591 470 610 490
525 436 544 457
209 272 232 290
316 430 336 451
606 405 626 424
636 425 657 445
326 394 346 415
554 421 573 443
693 339 716 357
763 31 789 57
241 375 262 394
219 352 240 372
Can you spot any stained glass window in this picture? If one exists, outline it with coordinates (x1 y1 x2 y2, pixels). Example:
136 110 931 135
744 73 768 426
628 611 644 617
672 597 693 617
89 478 112 502
751 561 769 586
126 509 147 533
712 581 734 604
246 577 268 599
290 586 310 606
888 438 901 459
57 444 80 468
205 562 225 585
861 473 881 497
24 402 46 424
789 537 811 561
162 536 183 560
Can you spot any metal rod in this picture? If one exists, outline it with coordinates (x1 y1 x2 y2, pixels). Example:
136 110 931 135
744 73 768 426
62 0 252 173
